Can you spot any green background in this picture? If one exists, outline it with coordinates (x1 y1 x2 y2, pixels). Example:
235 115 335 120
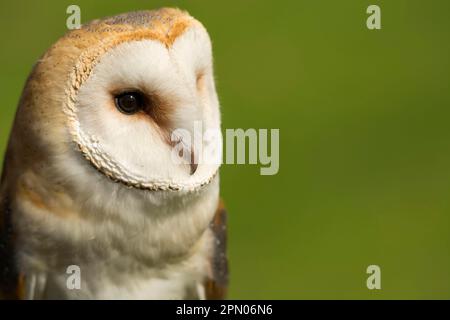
1 0 449 299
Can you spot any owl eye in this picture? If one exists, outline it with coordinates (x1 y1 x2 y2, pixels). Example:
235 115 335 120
114 91 144 115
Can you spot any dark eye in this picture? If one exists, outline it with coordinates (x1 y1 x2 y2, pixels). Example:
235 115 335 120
114 92 144 115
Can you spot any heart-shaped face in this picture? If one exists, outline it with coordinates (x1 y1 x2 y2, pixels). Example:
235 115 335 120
66 11 222 191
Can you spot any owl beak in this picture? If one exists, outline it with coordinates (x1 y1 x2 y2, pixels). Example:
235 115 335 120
170 134 198 175
190 148 198 175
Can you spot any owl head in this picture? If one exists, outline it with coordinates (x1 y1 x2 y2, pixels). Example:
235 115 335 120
12 8 222 195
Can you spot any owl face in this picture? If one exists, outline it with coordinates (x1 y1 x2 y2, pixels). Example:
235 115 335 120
63 10 221 192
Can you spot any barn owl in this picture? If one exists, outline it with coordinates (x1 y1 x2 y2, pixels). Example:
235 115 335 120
0 8 228 300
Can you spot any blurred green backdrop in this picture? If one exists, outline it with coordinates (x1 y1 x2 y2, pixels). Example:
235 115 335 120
1 0 450 299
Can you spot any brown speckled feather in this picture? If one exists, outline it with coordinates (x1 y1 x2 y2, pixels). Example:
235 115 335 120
0 151 24 300
205 201 229 299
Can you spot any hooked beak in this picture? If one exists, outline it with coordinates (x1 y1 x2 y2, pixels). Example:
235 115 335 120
190 149 198 175
172 137 198 176
170 131 198 176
